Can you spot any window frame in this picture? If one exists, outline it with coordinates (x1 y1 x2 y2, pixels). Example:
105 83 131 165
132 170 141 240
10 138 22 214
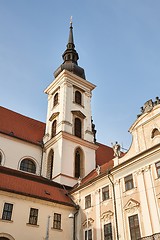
28 208 38 225
47 150 54 180
104 223 113 240
20 159 36 174
85 194 91 209
85 229 92 240
128 214 141 240
155 161 160 178
2 202 13 221
124 174 134 191
53 92 58 107
53 213 61 230
52 120 57 138
74 117 82 138
102 186 109 201
75 90 82 105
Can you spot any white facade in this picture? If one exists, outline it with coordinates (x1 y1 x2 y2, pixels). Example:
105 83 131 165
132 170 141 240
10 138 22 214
0 133 42 174
43 70 98 186
0 190 74 240
71 100 160 240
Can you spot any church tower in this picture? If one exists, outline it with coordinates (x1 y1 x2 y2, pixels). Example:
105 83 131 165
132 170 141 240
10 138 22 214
43 21 98 186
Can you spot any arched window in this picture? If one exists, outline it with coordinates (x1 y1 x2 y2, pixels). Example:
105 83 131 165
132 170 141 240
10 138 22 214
75 91 82 105
47 150 54 179
20 159 36 174
52 120 57 138
75 118 82 138
53 93 58 106
151 128 160 138
74 148 84 178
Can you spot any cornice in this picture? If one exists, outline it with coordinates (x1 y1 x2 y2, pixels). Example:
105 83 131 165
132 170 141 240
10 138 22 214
44 70 96 94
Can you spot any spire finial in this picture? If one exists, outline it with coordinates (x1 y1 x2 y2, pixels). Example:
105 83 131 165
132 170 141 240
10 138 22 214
70 16 73 27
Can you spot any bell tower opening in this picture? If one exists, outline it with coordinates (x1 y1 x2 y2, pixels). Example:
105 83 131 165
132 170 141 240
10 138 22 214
74 148 84 178
47 149 54 180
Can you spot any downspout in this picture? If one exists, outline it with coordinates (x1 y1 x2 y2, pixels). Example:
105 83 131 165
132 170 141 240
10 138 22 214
45 215 51 240
108 173 119 240
62 185 79 240
73 210 79 240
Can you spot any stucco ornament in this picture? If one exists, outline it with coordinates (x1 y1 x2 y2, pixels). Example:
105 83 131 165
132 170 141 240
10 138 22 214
82 218 94 227
100 210 114 222
124 199 140 213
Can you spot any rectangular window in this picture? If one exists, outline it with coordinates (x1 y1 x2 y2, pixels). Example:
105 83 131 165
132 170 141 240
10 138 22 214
102 186 109 201
85 229 92 240
124 174 134 191
129 214 141 240
53 213 61 230
104 223 113 240
29 208 38 225
85 195 91 209
155 161 160 178
2 203 13 221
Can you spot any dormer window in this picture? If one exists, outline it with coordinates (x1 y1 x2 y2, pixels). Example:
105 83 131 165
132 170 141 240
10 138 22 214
53 93 58 106
75 90 82 105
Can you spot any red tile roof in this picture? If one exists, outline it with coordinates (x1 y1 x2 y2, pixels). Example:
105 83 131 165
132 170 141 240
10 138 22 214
71 160 114 191
0 106 45 145
96 142 114 166
0 166 74 207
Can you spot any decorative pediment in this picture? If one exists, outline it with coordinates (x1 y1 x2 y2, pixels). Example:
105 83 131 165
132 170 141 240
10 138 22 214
82 218 94 227
100 211 113 222
124 199 140 213
49 112 59 121
71 110 86 119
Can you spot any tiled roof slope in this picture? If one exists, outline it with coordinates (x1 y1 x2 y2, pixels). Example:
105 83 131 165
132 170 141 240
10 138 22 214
71 160 114 192
96 142 114 166
0 106 45 145
0 166 74 207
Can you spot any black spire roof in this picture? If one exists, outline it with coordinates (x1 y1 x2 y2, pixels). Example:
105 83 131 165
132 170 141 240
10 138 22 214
54 21 86 80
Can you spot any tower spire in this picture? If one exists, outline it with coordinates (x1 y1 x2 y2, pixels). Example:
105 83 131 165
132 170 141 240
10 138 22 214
54 19 86 79
68 16 74 44
62 17 79 65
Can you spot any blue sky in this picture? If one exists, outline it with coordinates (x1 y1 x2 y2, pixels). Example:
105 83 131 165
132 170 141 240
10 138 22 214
0 0 160 150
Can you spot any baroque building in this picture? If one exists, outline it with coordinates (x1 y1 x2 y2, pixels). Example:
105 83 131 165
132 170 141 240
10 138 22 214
0 22 160 240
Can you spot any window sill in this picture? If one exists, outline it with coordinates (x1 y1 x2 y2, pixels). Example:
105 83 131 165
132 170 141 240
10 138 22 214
51 228 63 232
26 223 39 227
73 101 84 108
0 219 13 223
102 197 111 202
123 187 137 194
